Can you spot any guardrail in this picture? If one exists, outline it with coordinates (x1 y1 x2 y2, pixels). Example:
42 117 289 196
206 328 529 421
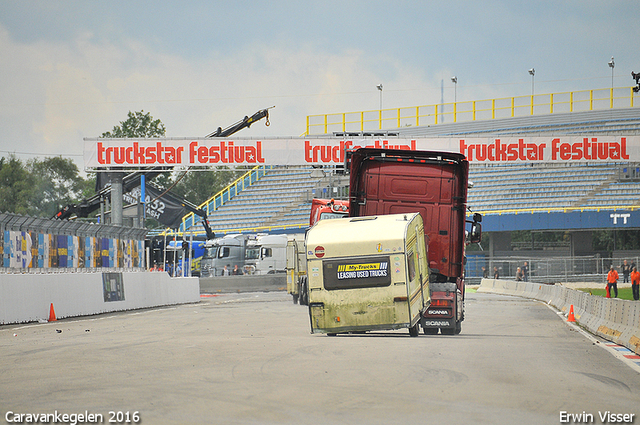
478 278 640 355
305 86 638 135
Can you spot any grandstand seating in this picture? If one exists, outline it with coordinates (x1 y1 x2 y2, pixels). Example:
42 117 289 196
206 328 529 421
467 162 625 212
186 166 326 235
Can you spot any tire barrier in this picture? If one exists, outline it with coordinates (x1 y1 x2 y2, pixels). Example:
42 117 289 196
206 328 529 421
478 278 640 355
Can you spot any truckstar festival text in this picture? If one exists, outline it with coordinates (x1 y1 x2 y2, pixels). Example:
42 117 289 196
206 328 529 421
84 136 639 169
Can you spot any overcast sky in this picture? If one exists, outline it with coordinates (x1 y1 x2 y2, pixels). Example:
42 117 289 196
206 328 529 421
1 0 638 170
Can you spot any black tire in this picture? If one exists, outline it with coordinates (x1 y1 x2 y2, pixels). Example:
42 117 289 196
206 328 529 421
441 327 456 336
409 322 420 337
454 321 462 335
292 294 299 304
423 327 438 335
327 333 337 337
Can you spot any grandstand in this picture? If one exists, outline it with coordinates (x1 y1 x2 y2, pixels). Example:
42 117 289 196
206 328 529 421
180 165 347 237
174 93 640 277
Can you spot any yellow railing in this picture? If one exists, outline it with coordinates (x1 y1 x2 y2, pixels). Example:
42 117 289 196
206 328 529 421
158 165 271 236
163 222 308 238
305 86 638 135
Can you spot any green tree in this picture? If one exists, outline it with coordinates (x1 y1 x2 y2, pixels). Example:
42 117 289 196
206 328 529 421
0 155 34 214
100 110 168 228
27 157 87 218
171 168 246 206
101 110 166 138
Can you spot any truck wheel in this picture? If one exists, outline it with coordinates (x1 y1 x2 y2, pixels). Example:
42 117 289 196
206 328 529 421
409 322 420 337
292 294 299 304
423 328 438 335
441 327 456 336
454 321 462 335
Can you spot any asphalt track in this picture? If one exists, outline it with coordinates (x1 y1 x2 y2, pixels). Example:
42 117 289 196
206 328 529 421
1 291 639 425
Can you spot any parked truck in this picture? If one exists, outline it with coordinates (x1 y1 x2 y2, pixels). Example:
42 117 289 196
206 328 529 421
306 212 429 336
200 234 248 277
245 234 288 275
201 233 289 277
347 148 481 335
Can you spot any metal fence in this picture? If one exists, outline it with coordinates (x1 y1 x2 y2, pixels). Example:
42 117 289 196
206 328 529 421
0 212 148 273
465 254 638 285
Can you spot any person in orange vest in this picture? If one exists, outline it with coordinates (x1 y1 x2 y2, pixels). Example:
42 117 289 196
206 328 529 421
631 266 640 301
606 265 619 298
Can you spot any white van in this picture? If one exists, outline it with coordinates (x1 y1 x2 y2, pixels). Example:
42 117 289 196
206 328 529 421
306 212 430 336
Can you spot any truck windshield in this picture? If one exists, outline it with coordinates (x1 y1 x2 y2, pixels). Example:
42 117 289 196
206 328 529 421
204 247 218 258
245 247 260 260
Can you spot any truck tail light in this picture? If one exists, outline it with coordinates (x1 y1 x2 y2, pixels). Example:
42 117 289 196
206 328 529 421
431 299 452 307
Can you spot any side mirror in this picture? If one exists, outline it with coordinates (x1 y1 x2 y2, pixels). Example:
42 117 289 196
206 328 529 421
470 222 482 244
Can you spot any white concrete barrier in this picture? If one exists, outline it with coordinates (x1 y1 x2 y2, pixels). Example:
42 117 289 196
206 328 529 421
478 278 640 355
0 271 199 325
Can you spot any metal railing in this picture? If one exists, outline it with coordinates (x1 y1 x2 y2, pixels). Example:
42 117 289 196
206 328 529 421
305 86 638 135
465 254 638 285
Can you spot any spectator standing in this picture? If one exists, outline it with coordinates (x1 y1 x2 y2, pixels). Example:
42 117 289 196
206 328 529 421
522 261 529 282
482 266 489 279
621 260 631 284
607 265 619 298
493 266 499 279
631 267 640 301
222 265 231 276
232 264 243 276
515 267 523 281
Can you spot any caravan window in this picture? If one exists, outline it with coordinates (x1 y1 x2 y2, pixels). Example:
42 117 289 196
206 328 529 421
407 250 416 282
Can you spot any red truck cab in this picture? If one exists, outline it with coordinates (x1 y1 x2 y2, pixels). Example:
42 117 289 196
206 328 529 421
348 147 481 335
309 198 349 226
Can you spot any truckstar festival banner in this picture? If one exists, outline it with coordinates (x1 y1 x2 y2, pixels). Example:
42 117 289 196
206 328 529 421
84 136 640 169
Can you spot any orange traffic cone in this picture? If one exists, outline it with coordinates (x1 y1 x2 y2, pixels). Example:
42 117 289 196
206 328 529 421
48 303 57 322
567 304 576 322
606 285 611 298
